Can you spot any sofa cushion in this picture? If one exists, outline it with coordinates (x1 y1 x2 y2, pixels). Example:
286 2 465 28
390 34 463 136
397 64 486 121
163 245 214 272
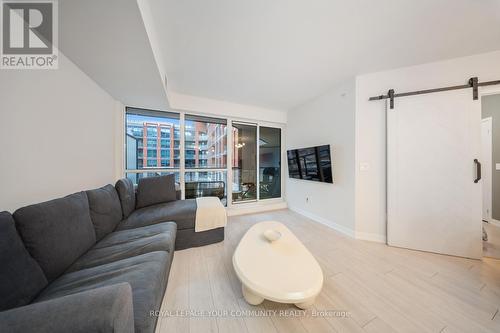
86 184 123 241
116 199 197 231
136 175 176 209
95 222 177 251
67 222 177 272
13 192 96 282
35 251 171 333
115 178 136 218
0 212 48 311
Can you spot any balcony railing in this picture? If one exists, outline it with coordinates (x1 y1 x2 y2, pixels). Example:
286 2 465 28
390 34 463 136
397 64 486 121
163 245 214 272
185 181 226 200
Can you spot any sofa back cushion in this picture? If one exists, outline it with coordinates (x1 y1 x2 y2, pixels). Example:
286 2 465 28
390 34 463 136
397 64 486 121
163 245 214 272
115 178 136 218
86 185 123 241
13 192 96 282
0 212 48 311
136 174 176 209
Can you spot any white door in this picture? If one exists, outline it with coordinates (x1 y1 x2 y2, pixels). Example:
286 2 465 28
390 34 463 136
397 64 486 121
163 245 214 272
481 118 493 222
387 89 482 259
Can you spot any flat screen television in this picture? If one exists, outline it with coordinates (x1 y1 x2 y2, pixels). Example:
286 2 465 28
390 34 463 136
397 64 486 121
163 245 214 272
287 145 333 183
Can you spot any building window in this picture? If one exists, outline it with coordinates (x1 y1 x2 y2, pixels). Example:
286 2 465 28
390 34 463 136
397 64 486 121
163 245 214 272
125 108 180 185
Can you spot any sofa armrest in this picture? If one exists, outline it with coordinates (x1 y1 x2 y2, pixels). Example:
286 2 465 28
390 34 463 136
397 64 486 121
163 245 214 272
0 283 134 333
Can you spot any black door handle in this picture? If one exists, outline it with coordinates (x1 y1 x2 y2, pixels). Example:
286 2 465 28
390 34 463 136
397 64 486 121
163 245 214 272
474 159 481 183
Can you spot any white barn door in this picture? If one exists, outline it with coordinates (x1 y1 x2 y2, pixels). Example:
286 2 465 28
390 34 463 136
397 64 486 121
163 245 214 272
387 89 482 259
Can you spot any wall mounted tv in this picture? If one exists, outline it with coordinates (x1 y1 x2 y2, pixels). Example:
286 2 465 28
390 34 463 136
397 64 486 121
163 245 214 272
287 145 333 183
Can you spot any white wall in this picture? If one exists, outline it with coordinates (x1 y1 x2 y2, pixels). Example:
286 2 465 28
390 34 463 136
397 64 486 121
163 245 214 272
287 79 356 235
137 0 169 97
355 50 500 242
0 52 118 212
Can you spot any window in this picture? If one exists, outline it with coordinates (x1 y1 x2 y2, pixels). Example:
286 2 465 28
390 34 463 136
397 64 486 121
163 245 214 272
184 115 227 205
125 108 180 185
125 107 282 205
184 114 227 169
259 127 281 199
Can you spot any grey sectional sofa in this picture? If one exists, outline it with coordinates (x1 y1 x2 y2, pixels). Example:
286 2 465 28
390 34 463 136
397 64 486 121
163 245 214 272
0 175 225 333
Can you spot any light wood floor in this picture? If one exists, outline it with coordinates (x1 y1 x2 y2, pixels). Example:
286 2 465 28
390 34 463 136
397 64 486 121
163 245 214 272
156 209 500 333
484 222 500 259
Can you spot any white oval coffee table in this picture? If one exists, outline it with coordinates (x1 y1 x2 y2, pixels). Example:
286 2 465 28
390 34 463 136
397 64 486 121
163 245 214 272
233 221 323 309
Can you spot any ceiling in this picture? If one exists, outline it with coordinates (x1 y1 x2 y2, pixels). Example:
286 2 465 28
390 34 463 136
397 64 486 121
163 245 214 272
148 0 500 111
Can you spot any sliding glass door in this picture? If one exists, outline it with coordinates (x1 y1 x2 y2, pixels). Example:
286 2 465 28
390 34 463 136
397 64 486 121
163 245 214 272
232 123 257 203
259 127 281 199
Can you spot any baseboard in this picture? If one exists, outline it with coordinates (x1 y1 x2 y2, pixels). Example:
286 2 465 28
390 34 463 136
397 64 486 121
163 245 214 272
288 206 387 244
288 206 355 238
227 201 288 216
487 219 500 228
355 231 387 243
